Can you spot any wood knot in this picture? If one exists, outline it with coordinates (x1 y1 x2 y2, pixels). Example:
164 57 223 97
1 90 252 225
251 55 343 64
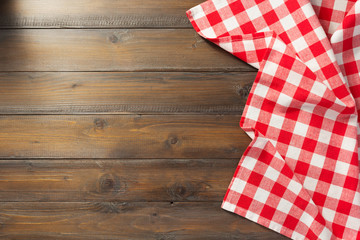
26 162 33 171
103 178 114 189
165 135 180 148
225 146 241 154
155 233 176 240
109 34 118 43
98 173 124 194
169 137 178 144
236 83 253 98
71 83 79 89
94 118 108 130
175 185 186 195
166 181 209 200
93 202 128 214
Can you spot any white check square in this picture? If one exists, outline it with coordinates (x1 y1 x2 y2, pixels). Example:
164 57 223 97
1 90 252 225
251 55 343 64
213 0 228 10
318 129 332 144
346 215 360 230
334 161 350 174
246 106 261 122
288 179 302 195
293 121 309 136
253 188 270 203
223 16 240 32
219 42 233 52
327 184 342 200
322 207 336 222
333 0 347 12
231 178 246 193
264 61 279 76
341 136 356 152
278 198 293 214
287 145 301 160
264 166 280 181
222 201 236 212
190 5 206 20
245 5 262 21
269 114 285 129
292 36 308 52
310 81 327 97
268 0 282 9
280 15 296 31
303 176 318 192
277 93 292 107
310 153 326 168
201 27 217 38
287 70 303 87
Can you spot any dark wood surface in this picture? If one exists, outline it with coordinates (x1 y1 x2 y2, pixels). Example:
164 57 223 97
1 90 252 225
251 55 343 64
0 72 255 114
0 29 252 71
0 1 290 239
0 115 248 159
0 159 240 202
0 0 205 28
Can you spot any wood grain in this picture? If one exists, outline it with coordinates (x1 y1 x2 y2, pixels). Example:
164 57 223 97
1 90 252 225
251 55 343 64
0 29 253 72
0 0 204 28
0 201 289 240
0 72 255 114
0 159 238 202
0 115 250 159
0 1 290 240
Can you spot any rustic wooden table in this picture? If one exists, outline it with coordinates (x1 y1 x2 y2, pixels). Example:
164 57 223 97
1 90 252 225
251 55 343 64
0 0 290 239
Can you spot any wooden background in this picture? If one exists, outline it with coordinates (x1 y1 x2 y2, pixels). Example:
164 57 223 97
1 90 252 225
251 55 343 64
0 1 290 239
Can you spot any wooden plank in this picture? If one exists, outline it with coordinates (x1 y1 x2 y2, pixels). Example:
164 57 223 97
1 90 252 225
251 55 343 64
0 29 253 72
0 0 204 28
0 72 255 114
0 115 250 159
0 159 238 202
0 202 290 240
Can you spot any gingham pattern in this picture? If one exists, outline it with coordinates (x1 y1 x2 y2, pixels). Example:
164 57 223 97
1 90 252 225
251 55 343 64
332 1 360 129
187 0 360 239
312 0 356 37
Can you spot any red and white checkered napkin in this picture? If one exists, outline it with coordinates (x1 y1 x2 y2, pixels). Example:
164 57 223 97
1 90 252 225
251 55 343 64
187 0 360 239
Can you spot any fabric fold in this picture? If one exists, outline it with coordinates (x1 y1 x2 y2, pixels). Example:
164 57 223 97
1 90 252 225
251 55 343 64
187 0 360 239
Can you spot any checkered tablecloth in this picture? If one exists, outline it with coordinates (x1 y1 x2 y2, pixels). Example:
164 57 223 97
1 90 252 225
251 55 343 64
187 0 360 239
